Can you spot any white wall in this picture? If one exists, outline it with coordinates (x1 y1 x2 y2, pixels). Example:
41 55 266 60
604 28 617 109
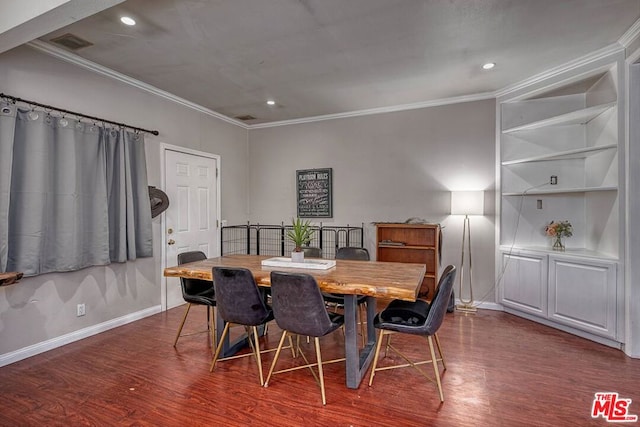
626 60 640 357
0 46 249 361
248 100 497 303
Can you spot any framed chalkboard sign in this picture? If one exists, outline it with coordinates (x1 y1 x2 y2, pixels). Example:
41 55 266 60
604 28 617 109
296 168 333 218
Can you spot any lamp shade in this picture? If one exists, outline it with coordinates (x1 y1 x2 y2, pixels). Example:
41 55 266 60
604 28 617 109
451 191 484 215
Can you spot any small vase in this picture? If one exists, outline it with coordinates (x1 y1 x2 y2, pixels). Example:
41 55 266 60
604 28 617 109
552 236 565 251
291 251 305 263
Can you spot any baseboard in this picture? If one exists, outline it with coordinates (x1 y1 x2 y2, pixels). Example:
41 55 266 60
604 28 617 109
503 307 623 350
0 305 162 367
454 298 504 312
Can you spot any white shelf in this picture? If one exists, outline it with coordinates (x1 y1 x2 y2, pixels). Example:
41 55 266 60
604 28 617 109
502 186 617 196
502 102 616 134
501 144 617 165
499 245 619 261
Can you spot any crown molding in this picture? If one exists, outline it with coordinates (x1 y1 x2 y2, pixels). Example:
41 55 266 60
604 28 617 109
26 40 249 130
247 92 495 129
27 38 495 130
495 43 624 100
619 17 640 48
27 32 634 131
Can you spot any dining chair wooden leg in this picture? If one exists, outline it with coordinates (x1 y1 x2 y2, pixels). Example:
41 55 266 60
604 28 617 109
314 337 327 405
244 326 256 353
368 329 386 386
207 306 217 349
173 303 192 347
428 336 444 402
359 304 366 347
210 322 231 372
252 326 265 386
264 331 289 387
383 333 392 358
289 335 296 358
434 333 446 370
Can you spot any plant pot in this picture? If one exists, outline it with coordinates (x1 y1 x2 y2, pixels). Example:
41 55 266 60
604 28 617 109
291 251 304 263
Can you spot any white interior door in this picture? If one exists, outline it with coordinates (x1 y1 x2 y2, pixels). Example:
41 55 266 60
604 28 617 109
164 148 219 310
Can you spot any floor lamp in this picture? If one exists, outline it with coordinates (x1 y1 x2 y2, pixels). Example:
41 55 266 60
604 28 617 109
451 191 484 313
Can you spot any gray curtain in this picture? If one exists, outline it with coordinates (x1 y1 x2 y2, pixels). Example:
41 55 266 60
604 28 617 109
0 103 152 276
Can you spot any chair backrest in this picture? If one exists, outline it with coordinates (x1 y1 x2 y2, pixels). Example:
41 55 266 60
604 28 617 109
177 251 211 297
423 265 457 336
212 267 270 326
302 246 322 258
270 271 336 337
335 247 370 261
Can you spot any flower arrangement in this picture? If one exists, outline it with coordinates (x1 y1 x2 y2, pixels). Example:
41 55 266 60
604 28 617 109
545 220 572 251
544 220 573 238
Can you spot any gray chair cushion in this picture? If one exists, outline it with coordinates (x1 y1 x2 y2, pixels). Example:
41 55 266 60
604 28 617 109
374 265 456 336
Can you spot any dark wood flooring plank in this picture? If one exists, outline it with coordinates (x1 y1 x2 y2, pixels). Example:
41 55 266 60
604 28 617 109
0 307 639 426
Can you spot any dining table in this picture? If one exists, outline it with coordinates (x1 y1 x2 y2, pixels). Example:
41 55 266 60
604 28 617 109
163 254 426 389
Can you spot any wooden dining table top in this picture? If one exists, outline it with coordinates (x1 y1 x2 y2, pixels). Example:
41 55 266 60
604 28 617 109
163 254 426 301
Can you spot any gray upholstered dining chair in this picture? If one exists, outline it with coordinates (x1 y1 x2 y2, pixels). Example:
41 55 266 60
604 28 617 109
265 271 346 406
322 247 369 345
174 251 216 348
335 246 370 261
368 265 457 402
209 267 277 386
302 246 322 258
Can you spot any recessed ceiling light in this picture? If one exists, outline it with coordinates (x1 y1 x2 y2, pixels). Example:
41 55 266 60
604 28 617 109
482 62 496 70
266 100 275 105
120 16 136 26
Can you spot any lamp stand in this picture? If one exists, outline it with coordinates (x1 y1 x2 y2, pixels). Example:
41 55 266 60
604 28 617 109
456 214 477 313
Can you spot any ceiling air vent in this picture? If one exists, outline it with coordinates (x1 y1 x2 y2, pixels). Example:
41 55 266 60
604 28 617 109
50 33 93 51
235 115 257 121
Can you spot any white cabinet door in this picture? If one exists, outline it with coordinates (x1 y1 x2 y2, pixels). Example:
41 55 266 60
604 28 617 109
548 256 617 339
500 251 548 317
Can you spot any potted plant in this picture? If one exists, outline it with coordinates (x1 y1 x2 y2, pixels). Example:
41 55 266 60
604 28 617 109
287 218 314 262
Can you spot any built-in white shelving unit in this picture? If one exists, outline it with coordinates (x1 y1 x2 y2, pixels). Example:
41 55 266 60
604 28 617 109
501 144 617 166
502 186 617 196
497 54 625 346
501 101 616 133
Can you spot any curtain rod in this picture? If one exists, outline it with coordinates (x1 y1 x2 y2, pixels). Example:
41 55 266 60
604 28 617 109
0 92 159 136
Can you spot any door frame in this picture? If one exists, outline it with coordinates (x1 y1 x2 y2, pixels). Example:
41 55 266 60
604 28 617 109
160 143 221 311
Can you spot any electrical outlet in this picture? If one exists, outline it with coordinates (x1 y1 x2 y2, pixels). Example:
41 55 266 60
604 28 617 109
537 199 543 209
550 175 558 185
77 303 86 317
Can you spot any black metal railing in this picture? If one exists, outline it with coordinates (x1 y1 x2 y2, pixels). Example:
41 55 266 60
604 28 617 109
221 223 364 259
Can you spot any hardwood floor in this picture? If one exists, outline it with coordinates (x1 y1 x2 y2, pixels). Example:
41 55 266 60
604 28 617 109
1 306 639 426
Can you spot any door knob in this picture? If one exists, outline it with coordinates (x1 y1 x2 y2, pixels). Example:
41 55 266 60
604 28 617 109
168 239 175 245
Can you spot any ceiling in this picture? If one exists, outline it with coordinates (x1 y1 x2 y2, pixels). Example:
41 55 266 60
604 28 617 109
36 0 640 125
